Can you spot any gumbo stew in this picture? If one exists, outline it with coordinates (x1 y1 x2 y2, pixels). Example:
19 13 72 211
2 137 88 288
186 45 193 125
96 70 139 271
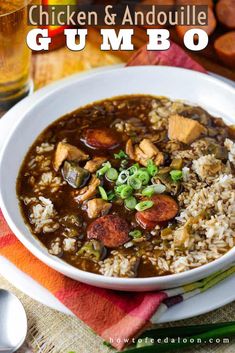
17 95 235 278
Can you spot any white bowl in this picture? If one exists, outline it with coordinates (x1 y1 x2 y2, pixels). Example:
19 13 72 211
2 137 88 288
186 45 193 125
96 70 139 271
0 66 235 291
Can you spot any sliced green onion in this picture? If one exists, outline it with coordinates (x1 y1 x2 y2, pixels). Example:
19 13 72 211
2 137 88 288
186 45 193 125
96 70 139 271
115 184 126 194
128 175 142 190
135 169 150 185
105 167 118 181
116 170 129 185
124 196 137 210
96 161 111 177
107 190 116 201
114 150 128 159
120 185 133 199
135 200 154 211
129 229 142 239
147 159 159 177
170 170 183 182
142 184 166 197
98 186 108 200
115 184 130 197
120 159 129 169
142 186 155 198
126 322 235 352
128 163 140 175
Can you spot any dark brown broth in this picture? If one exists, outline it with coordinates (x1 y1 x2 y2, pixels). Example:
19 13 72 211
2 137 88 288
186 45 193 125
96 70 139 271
16 95 232 277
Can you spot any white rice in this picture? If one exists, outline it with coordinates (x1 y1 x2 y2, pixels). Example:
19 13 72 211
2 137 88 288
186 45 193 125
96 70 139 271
63 238 76 252
225 138 235 166
36 142 54 154
29 196 59 233
99 252 139 277
49 238 62 256
168 173 235 273
192 154 222 181
35 172 63 193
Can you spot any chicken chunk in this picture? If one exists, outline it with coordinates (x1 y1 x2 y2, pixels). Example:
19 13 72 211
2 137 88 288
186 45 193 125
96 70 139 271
54 142 89 171
87 198 112 218
173 226 190 249
168 115 206 145
126 138 164 166
75 176 100 203
139 139 159 159
126 139 136 160
84 157 107 173
134 146 149 166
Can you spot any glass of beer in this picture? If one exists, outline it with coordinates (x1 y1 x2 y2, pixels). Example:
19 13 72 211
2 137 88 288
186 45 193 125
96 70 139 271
0 0 33 111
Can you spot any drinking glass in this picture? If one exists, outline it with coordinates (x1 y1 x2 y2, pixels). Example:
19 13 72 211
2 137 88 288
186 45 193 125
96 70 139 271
0 0 33 111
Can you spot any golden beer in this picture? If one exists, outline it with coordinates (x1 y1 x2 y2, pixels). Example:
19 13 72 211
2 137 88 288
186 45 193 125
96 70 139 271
0 1 32 109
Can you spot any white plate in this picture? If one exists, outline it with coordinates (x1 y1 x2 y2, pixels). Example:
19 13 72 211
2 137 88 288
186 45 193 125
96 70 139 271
1 255 235 323
0 66 235 321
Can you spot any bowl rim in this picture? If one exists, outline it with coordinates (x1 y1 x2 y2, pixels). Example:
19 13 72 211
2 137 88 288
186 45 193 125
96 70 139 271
1 65 235 287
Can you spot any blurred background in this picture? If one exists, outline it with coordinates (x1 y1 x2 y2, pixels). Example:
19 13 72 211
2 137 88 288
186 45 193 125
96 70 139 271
0 0 234 116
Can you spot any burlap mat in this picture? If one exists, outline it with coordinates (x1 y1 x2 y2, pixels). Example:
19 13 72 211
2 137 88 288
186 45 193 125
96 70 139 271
1 43 235 353
1 274 235 353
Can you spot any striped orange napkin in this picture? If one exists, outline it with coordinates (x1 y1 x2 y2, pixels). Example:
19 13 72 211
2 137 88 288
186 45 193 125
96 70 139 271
0 42 207 351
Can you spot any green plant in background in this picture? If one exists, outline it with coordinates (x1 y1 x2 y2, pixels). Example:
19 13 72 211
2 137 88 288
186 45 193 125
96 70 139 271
122 321 235 352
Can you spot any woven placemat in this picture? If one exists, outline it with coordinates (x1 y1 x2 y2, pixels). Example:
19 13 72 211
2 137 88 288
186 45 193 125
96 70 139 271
1 274 235 353
1 43 235 353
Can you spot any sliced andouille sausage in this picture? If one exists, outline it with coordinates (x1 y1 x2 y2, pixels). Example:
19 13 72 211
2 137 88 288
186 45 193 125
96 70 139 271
136 211 168 230
83 128 120 150
139 195 179 223
176 7 217 39
216 0 235 29
214 32 235 68
136 211 158 230
87 214 130 248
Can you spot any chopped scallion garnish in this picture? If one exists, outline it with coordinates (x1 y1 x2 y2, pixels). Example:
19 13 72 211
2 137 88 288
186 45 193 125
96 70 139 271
135 200 154 211
105 167 118 181
142 184 166 197
115 184 126 194
114 150 128 159
120 159 129 169
96 161 111 177
120 185 133 199
170 170 183 182
116 170 130 185
124 196 137 210
98 186 108 200
107 190 116 201
147 159 159 177
129 229 142 239
135 169 150 185
127 175 142 190
128 163 140 175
